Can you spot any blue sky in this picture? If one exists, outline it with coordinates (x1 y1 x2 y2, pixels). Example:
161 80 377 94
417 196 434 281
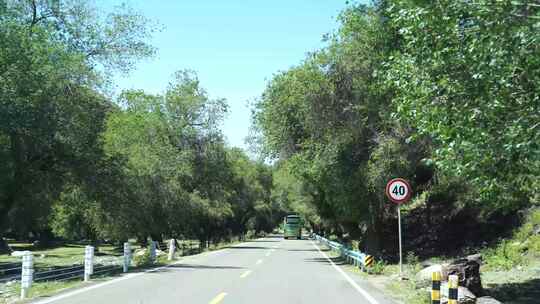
98 0 356 150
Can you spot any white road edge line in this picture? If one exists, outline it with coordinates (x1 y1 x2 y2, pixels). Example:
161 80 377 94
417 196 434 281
311 240 380 304
31 239 261 304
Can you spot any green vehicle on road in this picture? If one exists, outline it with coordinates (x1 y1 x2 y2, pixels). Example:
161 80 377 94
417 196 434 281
283 214 302 239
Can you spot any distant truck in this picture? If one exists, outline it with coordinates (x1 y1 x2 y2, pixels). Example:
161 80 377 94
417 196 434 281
283 214 302 239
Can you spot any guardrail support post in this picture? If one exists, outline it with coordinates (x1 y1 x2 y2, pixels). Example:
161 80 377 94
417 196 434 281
448 275 459 304
150 241 156 263
20 252 33 299
168 239 176 261
123 242 131 273
431 271 441 304
84 245 94 282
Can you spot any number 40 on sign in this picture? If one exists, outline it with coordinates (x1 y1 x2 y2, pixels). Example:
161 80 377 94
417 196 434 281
385 178 411 204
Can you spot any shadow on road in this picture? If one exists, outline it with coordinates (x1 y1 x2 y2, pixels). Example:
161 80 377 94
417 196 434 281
225 246 273 250
486 278 540 304
304 256 347 266
245 240 282 243
287 248 329 252
151 264 244 271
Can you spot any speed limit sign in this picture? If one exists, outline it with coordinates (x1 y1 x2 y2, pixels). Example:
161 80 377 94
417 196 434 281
385 178 412 204
386 177 412 278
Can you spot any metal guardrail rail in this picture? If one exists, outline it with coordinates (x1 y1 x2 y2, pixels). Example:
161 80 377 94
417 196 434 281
313 234 375 270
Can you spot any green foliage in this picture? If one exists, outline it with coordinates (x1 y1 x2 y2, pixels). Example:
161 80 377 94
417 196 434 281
484 239 525 271
484 209 540 270
368 260 387 275
0 0 157 240
385 0 540 208
133 249 153 267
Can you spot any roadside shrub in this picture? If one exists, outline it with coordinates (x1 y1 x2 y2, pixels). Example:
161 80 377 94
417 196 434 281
245 230 256 239
368 260 387 275
406 252 422 275
484 209 540 270
484 239 524 271
133 249 153 267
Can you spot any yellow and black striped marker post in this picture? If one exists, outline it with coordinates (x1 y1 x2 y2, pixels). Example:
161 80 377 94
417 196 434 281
364 255 374 268
448 275 459 304
431 271 441 304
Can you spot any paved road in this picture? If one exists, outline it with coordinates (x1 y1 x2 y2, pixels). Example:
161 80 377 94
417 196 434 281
32 235 395 304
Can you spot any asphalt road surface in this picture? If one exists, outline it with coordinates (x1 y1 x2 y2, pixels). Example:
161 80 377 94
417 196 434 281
32 235 395 304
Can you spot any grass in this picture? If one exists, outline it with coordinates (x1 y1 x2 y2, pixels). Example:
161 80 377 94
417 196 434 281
0 243 124 267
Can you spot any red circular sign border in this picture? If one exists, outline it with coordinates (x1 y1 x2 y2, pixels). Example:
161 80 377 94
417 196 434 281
385 178 412 204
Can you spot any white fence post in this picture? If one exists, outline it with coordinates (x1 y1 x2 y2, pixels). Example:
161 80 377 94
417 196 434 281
20 252 33 299
168 239 175 261
84 245 94 282
150 241 156 263
123 242 131 273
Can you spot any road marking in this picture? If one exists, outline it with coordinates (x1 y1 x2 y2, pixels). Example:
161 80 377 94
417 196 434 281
255 259 263 265
240 270 252 278
311 241 380 304
209 292 227 304
270 248 276 252
265 251 271 257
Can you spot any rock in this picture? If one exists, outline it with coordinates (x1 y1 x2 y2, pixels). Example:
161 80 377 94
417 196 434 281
447 258 483 295
440 283 476 304
466 253 482 264
417 264 444 281
476 296 503 304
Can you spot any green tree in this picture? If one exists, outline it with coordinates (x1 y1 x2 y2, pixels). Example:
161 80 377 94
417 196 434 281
0 0 156 250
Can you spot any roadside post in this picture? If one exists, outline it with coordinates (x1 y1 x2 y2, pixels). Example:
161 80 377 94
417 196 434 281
20 252 33 299
150 241 156 263
448 275 459 304
168 239 176 261
431 271 441 304
84 245 94 282
385 178 412 278
123 242 131 273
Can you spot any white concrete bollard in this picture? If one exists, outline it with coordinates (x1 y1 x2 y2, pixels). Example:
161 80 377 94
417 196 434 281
84 246 94 282
20 252 33 299
168 239 176 261
150 241 156 263
123 242 131 273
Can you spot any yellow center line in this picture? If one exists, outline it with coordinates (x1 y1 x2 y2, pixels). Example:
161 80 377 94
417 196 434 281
240 270 252 278
209 292 227 304
256 259 263 265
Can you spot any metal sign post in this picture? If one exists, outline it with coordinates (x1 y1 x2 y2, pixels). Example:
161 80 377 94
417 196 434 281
397 205 403 276
385 178 412 278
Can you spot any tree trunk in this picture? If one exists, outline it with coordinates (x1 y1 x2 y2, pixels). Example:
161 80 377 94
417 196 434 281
0 237 12 254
